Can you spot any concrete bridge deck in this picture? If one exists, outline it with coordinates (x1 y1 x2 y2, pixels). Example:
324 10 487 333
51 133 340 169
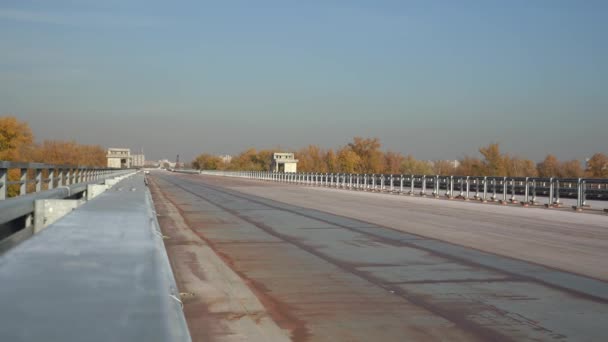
150 171 608 341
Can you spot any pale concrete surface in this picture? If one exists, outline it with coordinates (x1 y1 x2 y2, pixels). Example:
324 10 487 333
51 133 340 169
149 178 291 342
33 198 84 232
212 176 608 281
151 171 608 341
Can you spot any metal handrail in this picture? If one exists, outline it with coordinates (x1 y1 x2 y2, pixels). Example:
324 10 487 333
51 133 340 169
196 170 608 211
0 161 124 200
0 166 132 226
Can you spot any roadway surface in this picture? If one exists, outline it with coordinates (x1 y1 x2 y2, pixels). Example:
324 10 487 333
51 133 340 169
150 171 608 342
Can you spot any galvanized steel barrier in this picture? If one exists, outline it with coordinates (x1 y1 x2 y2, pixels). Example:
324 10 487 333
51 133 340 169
196 170 608 212
0 161 132 229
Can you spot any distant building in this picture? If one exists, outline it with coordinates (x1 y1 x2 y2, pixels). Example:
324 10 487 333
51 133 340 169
144 160 159 167
219 154 232 164
270 152 298 173
132 154 145 168
107 148 132 168
158 159 176 169
427 160 461 169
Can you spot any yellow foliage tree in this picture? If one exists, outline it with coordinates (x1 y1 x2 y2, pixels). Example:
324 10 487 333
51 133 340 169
586 153 608 178
337 147 362 173
347 137 384 174
0 116 33 161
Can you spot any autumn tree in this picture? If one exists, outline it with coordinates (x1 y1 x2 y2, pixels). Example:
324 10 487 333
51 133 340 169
560 160 584 178
255 149 275 171
0 116 33 161
228 148 261 170
192 154 223 170
400 155 433 175
455 157 485 176
432 160 457 175
479 143 506 176
337 147 361 173
504 156 538 177
324 149 338 173
296 145 327 172
384 151 405 174
537 154 560 178
586 153 608 178
347 137 384 174
31 140 106 166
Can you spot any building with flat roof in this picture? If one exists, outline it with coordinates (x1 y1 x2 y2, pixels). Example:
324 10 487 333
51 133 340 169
270 152 298 173
107 148 132 168
132 154 145 168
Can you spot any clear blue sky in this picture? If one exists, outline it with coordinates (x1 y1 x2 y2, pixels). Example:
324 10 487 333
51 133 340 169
1 0 606 162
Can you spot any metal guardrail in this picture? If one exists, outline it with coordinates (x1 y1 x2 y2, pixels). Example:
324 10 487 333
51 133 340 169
196 170 608 212
0 161 132 227
0 173 191 341
0 161 123 200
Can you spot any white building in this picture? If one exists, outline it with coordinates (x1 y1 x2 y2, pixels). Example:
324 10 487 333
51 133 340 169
107 148 132 168
219 154 232 164
158 159 176 169
270 152 298 173
132 154 145 168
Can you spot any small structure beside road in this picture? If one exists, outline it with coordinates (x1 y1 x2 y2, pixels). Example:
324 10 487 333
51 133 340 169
270 152 298 173
107 148 132 168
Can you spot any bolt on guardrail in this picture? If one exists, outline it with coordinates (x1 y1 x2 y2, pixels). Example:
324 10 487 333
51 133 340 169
186 169 608 212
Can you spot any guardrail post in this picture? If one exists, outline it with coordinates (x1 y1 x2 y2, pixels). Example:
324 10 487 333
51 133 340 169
501 177 508 204
389 174 394 192
474 178 480 200
465 176 470 200
46 168 52 190
57 169 64 187
491 178 497 201
554 179 561 206
575 178 587 210
458 177 464 198
35 168 42 192
409 175 415 195
548 177 554 207
0 167 6 200
522 177 529 205
20 168 27 195
510 179 517 203
420 175 427 196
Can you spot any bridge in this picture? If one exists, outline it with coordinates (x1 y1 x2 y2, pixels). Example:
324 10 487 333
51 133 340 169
0 162 607 341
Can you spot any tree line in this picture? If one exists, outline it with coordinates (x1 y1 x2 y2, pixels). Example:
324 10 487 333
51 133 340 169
193 137 608 178
1 116 107 196
1 116 106 166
